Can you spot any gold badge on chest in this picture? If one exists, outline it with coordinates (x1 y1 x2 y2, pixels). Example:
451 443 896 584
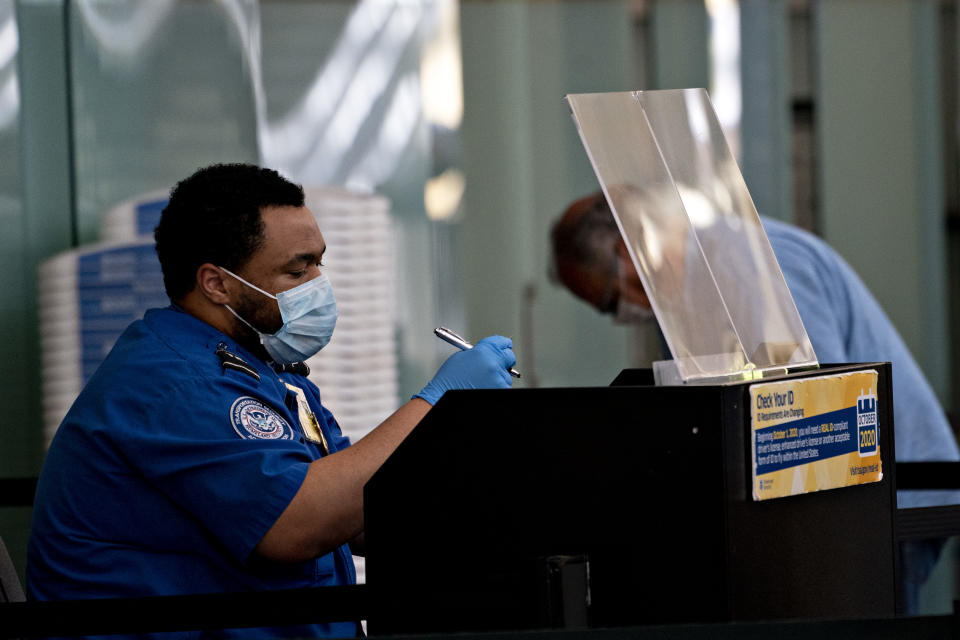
284 382 329 456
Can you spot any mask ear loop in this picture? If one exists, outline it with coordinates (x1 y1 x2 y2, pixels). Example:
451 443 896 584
219 267 275 336
219 267 278 300
224 303 266 336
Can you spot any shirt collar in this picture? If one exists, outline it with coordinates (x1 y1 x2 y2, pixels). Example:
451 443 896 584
144 305 272 376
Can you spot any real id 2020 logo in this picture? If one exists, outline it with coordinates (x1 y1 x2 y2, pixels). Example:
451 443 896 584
857 388 878 457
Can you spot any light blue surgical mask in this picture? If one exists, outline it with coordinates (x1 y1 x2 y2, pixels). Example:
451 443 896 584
612 254 656 325
220 267 338 364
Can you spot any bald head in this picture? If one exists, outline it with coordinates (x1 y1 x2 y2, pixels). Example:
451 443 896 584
549 192 621 312
549 191 651 315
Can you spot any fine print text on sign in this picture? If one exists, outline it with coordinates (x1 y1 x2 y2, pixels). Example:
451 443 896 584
751 370 881 501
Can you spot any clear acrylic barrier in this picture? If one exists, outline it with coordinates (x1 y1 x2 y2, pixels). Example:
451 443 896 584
565 89 818 383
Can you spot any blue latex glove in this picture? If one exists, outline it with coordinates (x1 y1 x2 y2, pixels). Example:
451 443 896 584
413 335 517 406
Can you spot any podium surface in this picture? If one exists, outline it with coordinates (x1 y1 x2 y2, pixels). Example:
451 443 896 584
364 363 897 634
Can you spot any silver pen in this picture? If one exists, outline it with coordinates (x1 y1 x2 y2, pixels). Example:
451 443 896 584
434 326 521 378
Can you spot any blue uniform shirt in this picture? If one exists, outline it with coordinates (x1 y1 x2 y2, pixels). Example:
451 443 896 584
763 217 960 508
27 306 358 639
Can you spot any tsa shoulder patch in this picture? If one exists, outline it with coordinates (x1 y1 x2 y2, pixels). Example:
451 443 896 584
230 396 293 440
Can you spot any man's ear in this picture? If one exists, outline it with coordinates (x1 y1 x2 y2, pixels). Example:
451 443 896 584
196 264 231 304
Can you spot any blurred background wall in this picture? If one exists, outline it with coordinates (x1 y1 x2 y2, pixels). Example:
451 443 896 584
1 0 959 611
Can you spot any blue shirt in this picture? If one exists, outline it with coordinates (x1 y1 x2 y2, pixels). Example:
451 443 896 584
763 217 960 507
27 306 358 639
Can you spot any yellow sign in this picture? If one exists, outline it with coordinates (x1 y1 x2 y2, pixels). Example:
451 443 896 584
750 370 881 501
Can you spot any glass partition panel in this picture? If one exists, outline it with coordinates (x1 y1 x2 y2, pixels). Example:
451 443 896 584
566 89 817 382
0 0 29 446
68 0 260 245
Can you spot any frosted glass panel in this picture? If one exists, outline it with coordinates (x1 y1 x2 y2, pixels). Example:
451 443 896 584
566 89 817 382
69 0 260 244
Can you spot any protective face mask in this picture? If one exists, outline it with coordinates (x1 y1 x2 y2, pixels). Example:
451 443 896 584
612 255 656 325
613 298 656 325
220 267 338 364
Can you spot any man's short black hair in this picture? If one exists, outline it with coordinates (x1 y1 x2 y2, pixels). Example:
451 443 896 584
155 163 305 301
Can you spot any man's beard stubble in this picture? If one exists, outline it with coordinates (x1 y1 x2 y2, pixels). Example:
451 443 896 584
230 289 282 360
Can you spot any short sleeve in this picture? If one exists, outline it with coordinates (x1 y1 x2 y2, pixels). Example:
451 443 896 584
109 375 313 564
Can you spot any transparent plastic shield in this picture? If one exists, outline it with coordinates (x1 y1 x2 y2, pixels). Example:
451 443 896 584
565 89 817 382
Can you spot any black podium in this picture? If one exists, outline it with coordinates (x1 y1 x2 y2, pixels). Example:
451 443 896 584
364 363 897 635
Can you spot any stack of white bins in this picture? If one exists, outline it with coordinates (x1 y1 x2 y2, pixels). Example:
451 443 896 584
303 187 399 446
99 191 170 244
305 187 399 589
38 239 169 446
40 193 170 444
